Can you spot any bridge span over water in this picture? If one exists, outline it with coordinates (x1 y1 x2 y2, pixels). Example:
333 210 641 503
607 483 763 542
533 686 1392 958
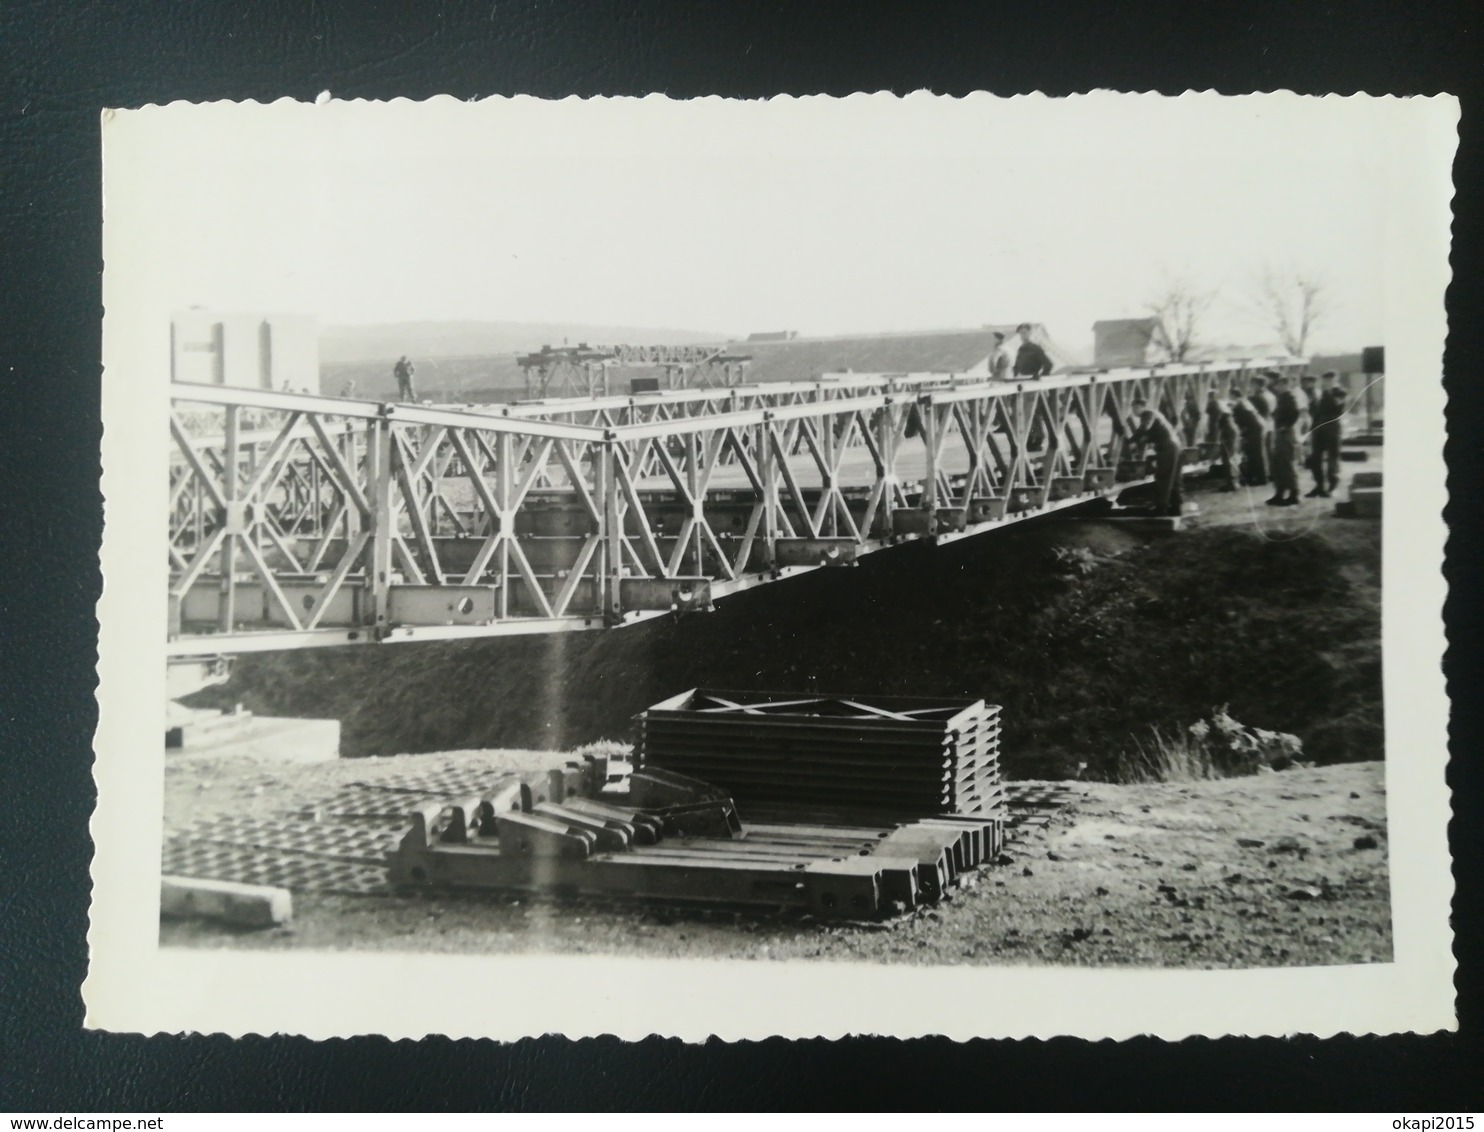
167 356 1304 657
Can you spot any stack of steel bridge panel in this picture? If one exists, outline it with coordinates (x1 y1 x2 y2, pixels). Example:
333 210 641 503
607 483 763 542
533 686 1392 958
166 727 1010 920
633 689 1003 827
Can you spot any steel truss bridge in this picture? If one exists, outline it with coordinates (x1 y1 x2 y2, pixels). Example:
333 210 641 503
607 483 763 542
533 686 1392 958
167 356 1304 657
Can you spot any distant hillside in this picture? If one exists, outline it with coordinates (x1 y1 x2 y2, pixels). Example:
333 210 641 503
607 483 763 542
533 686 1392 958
320 321 730 364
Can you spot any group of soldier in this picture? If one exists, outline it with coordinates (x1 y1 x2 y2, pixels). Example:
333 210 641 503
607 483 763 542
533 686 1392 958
1208 370 1350 503
1128 370 1351 517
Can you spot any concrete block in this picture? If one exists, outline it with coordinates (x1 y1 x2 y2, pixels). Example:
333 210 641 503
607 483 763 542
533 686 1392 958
165 714 341 763
165 707 255 749
161 875 292 928
1350 472 1384 490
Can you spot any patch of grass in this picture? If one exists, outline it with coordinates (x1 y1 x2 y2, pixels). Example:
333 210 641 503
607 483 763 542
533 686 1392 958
1113 708 1306 784
1115 726 1233 784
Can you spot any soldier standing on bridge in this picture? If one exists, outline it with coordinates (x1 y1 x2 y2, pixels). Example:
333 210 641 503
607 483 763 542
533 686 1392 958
990 331 1012 381
1012 324 1054 379
1267 372 1303 507
1128 396 1184 517
393 355 417 402
1229 388 1268 486
1307 372 1349 498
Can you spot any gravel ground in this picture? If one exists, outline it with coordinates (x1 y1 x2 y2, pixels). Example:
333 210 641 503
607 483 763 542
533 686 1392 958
161 754 1390 968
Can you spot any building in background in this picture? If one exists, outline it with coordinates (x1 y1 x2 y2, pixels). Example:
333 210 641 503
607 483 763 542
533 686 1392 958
1092 318 1158 368
171 310 318 393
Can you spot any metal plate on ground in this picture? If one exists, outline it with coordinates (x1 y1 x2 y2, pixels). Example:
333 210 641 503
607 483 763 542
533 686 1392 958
176 816 404 864
161 836 390 897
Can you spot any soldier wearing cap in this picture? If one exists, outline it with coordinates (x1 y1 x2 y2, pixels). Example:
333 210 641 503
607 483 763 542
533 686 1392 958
1267 372 1302 506
1128 396 1184 516
1308 371 1349 497
1012 323 1054 379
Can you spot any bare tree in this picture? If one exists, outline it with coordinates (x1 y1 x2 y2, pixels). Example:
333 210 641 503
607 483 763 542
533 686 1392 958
1254 268 1331 356
1145 276 1216 362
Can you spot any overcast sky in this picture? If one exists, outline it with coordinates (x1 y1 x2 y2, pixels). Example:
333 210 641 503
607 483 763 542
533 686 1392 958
107 93 1405 356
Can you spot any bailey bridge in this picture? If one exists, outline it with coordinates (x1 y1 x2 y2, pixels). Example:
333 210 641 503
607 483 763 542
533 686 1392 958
167 356 1304 659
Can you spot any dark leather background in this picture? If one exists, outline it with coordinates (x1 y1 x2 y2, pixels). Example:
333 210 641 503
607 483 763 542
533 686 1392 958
1 0 1479 1112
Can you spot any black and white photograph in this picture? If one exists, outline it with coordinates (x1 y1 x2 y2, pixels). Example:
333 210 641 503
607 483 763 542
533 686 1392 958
86 92 1456 1041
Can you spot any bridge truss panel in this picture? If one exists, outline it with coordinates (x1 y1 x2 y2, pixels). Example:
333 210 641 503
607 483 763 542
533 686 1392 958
166 358 1300 654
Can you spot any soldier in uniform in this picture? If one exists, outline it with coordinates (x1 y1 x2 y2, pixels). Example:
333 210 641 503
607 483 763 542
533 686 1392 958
990 331 1012 381
1308 371 1349 497
1204 391 1240 491
393 355 417 401
1267 373 1302 506
1230 387 1268 485
1298 372 1322 494
1128 396 1184 516
1012 324 1054 379
1249 374 1276 471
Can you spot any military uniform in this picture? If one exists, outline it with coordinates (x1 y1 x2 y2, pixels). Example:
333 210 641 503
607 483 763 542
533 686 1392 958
1205 397 1239 490
1249 384 1275 470
1299 381 1323 494
1311 385 1349 496
1230 397 1268 485
1013 340 1053 379
1129 407 1184 516
393 356 417 401
1269 388 1302 504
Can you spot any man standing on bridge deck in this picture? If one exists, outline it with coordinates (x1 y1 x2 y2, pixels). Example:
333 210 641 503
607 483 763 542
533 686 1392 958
1267 373 1302 507
1307 372 1349 498
1128 396 1184 516
393 354 417 402
1229 388 1268 486
1012 324 1054 379
990 331 1012 381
